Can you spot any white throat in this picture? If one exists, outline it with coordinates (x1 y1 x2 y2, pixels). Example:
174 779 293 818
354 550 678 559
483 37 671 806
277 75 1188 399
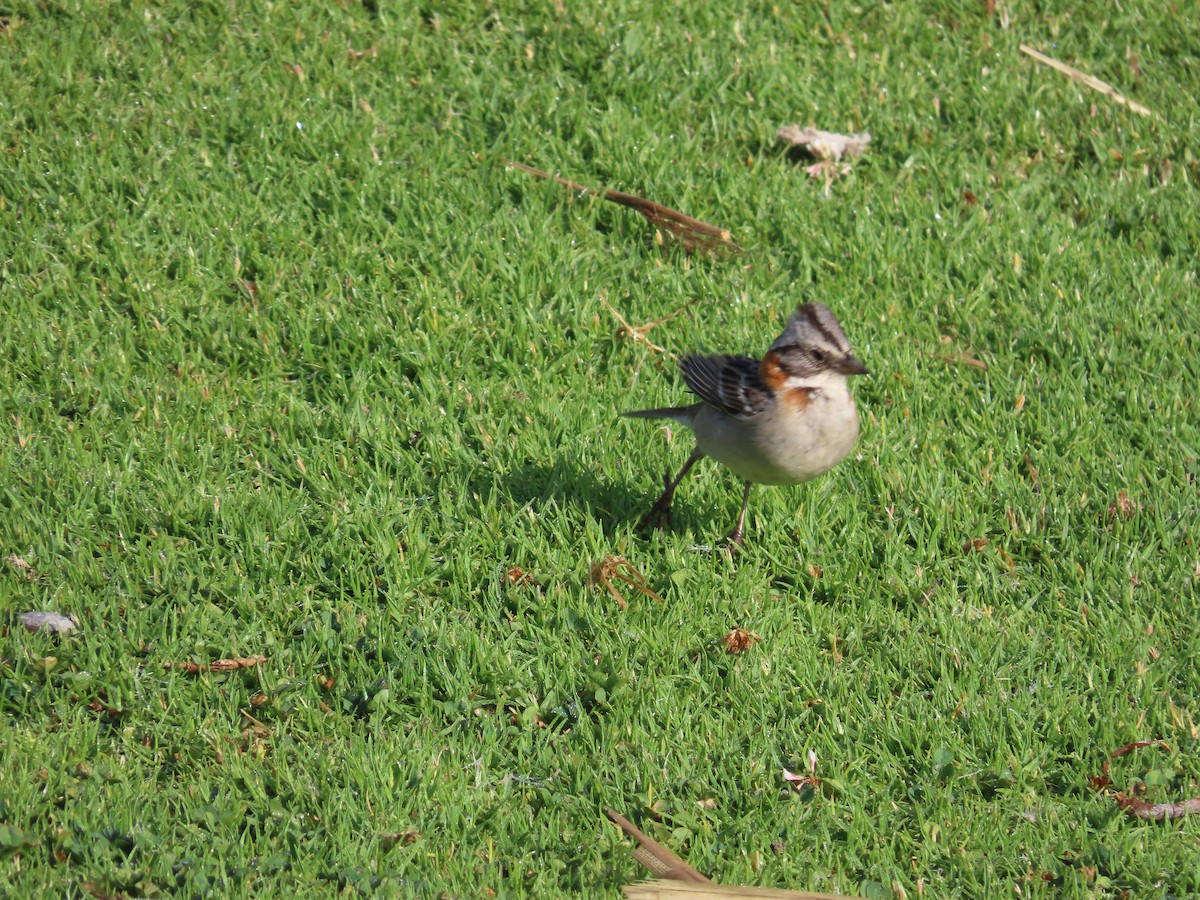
784 368 851 394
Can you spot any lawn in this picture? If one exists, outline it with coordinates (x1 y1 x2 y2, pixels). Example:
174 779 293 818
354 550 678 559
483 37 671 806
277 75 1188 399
2 0 1199 896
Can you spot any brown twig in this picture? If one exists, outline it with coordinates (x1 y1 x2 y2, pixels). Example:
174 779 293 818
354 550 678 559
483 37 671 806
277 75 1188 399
164 655 268 674
604 808 710 884
506 160 741 255
1091 739 1200 821
622 884 864 899
601 296 686 358
1020 44 1156 118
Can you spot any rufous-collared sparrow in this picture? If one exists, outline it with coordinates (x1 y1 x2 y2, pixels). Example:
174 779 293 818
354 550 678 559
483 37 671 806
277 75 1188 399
624 302 868 545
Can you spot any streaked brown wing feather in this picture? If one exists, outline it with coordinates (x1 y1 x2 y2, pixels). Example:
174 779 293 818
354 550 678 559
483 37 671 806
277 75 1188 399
679 354 770 419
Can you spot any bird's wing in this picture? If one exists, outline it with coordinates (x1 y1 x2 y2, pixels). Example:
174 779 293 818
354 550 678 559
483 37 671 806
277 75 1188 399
678 354 771 419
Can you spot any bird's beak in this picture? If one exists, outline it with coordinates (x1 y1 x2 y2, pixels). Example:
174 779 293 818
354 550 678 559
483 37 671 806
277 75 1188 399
838 354 869 376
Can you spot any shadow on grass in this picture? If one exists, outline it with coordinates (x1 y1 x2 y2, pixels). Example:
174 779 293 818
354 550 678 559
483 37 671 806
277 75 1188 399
474 456 650 533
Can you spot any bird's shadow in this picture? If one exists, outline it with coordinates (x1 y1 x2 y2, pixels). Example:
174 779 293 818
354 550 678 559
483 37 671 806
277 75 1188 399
475 449 736 548
466 454 651 536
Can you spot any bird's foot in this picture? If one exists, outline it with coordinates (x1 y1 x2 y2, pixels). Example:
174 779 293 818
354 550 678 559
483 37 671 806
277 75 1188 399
636 469 677 532
637 493 674 532
720 525 746 554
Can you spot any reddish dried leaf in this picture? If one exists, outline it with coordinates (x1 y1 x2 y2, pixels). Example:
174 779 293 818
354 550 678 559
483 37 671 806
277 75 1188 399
782 767 821 792
720 627 762 654
504 566 541 588
1107 490 1136 520
232 278 258 301
380 831 420 850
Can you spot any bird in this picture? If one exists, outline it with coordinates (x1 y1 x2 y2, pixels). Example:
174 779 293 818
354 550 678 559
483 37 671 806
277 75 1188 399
623 302 868 546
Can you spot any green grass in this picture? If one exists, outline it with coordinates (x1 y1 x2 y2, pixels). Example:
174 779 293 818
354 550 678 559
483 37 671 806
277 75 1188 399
2 0 1199 896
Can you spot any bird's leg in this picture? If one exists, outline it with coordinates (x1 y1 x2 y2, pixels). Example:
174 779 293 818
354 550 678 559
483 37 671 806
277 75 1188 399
726 481 753 547
638 448 704 532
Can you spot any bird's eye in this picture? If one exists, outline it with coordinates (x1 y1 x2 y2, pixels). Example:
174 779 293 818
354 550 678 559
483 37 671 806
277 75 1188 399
811 348 827 364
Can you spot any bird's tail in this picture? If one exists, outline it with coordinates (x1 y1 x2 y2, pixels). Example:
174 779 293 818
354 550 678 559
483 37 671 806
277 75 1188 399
622 405 698 424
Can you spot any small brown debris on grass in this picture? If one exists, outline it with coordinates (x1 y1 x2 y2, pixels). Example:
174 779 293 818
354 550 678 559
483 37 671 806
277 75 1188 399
6 554 38 580
590 556 662 610
1107 490 1136 520
602 296 691 358
232 278 259 302
20 611 78 635
783 750 821 795
782 767 821 794
934 351 988 370
963 538 989 553
506 160 741 255
721 627 762 654
82 881 127 900
1020 44 1156 118
1091 739 1200 822
164 655 268 674
1023 455 1040 488
504 565 542 588
87 691 124 719
380 830 420 851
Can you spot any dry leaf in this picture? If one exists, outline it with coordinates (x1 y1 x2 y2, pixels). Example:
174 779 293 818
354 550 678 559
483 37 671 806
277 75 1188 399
776 126 872 162
380 831 420 850
934 352 988 371
720 627 762 654
504 566 541 588
164 655 267 674
1107 490 1136 520
782 767 821 793
20 611 79 635
589 556 662 609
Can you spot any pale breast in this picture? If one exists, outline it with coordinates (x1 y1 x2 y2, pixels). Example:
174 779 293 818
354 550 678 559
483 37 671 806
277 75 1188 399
691 389 860 486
